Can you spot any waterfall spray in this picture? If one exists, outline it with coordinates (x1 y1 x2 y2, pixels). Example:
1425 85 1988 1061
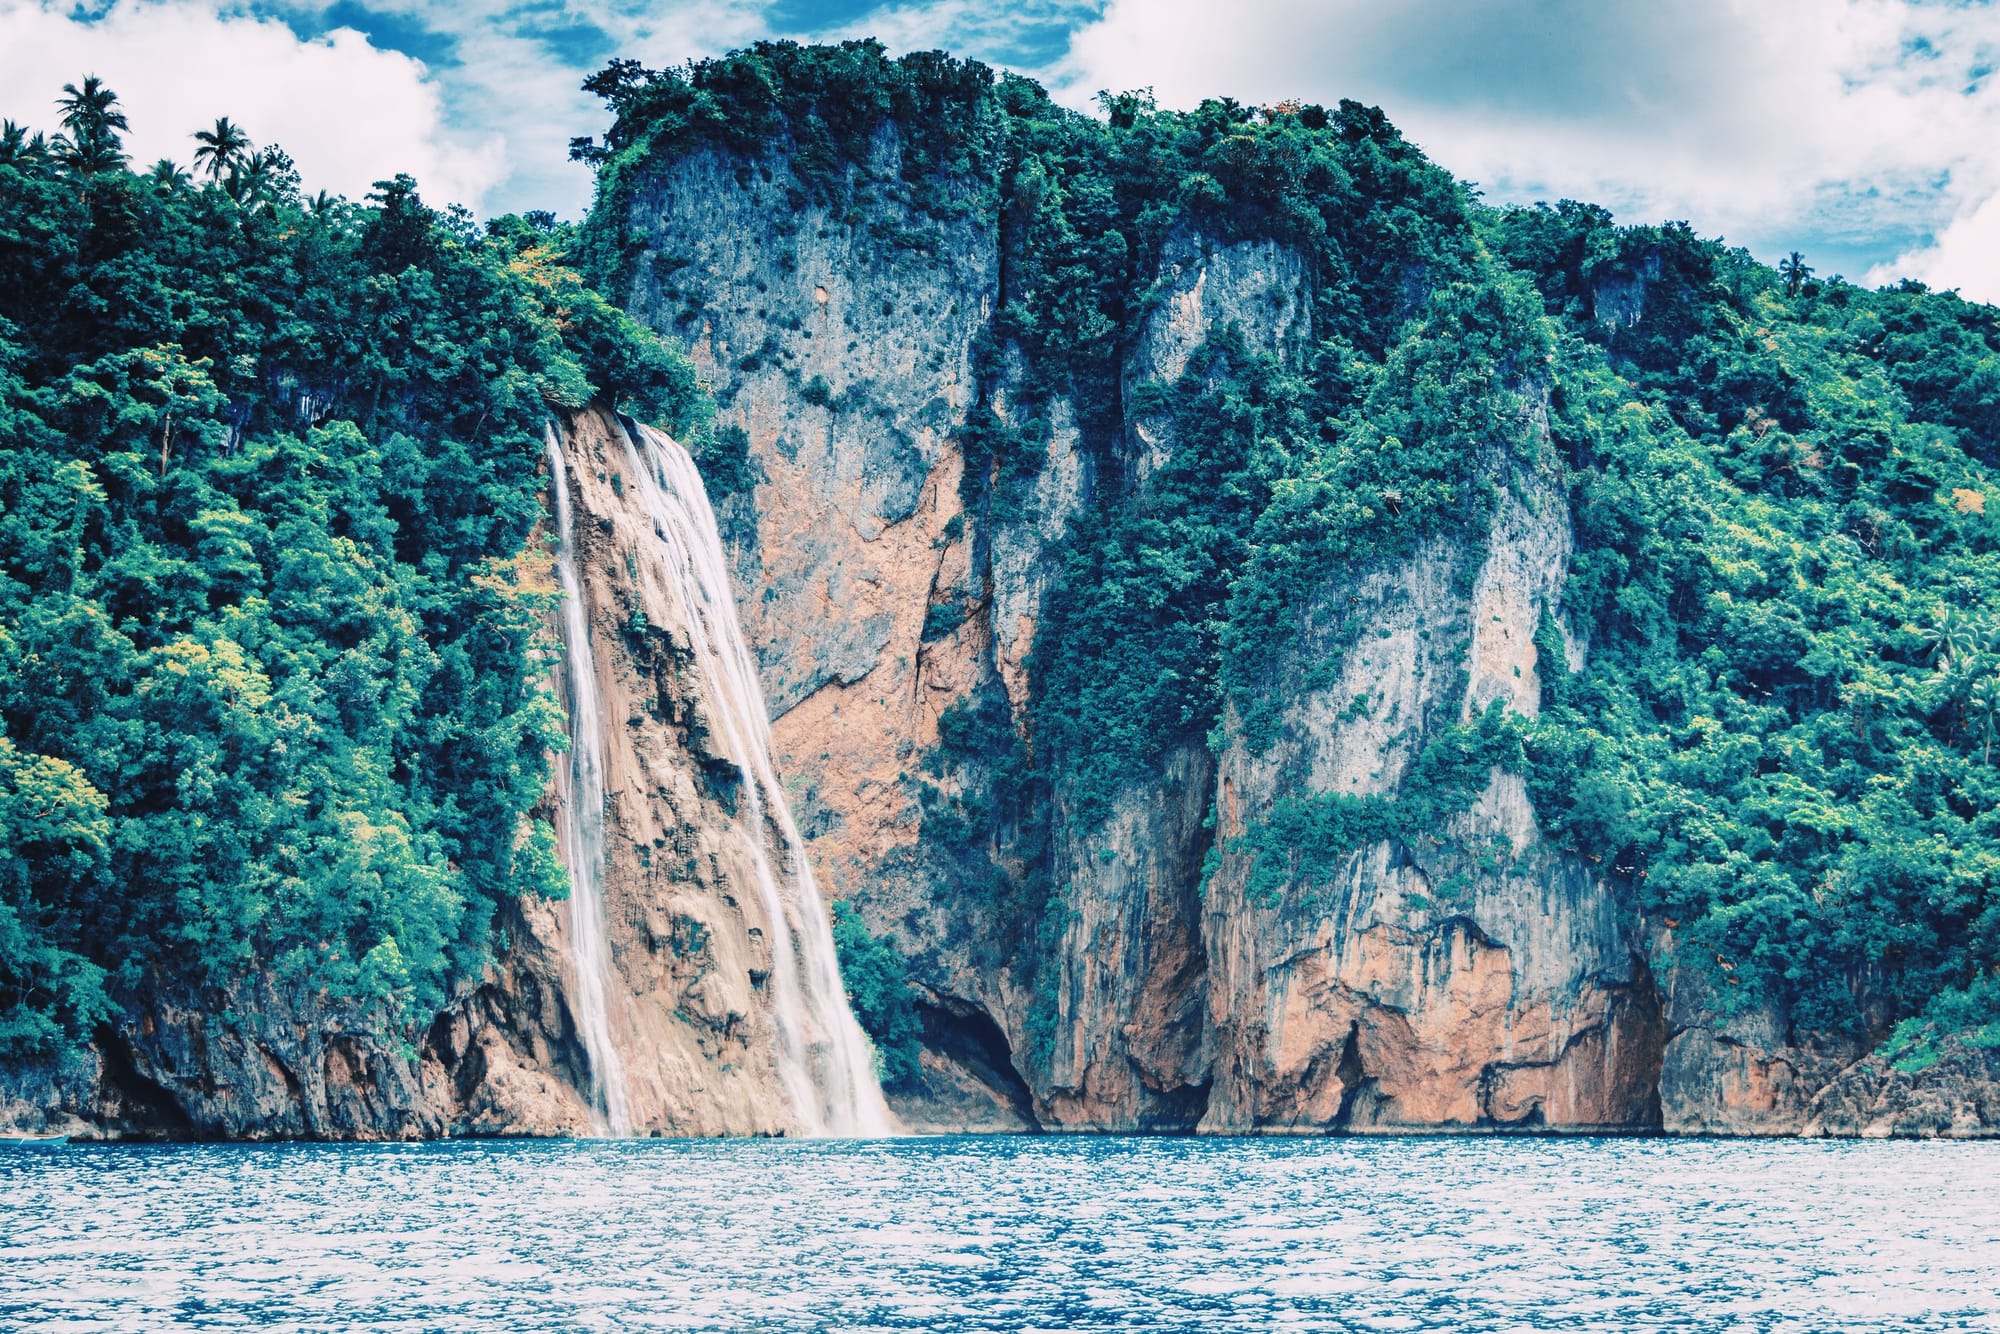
620 419 892 1137
546 428 634 1137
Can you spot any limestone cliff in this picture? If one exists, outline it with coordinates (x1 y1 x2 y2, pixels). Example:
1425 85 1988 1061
597 115 1613 1131
589 78 2000 1140
1198 466 1665 1134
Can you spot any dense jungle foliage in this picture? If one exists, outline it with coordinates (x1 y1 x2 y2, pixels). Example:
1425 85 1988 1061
585 42 2000 1062
1506 211 2000 1063
0 84 708 1060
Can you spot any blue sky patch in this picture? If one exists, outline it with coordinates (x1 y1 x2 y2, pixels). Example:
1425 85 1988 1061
320 1 460 68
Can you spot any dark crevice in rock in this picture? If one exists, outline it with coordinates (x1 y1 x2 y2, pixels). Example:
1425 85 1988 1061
262 1043 306 1112
1147 1080 1213 1133
1627 956 1670 1131
900 998 1041 1132
428 1009 487 1111
1331 1021 1370 1131
95 1025 196 1141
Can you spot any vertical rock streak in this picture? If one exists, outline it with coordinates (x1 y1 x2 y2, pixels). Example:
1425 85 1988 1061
546 430 634 1137
622 421 891 1137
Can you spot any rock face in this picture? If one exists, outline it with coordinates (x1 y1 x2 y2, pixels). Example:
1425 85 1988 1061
622 142 995 899
1020 233 1312 1134
1652 968 1857 1137
0 891 606 1141
1646 969 2000 1139
595 108 2000 1141
0 408 833 1140
1199 474 1666 1134
1804 1038 2000 1138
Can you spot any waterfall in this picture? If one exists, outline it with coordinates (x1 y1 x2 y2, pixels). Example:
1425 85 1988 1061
546 429 634 1137
620 419 892 1137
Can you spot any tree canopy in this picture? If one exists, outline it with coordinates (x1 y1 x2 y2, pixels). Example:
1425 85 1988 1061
0 83 708 1059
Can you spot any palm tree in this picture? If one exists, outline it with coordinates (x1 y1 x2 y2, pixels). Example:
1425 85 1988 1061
1779 251 1814 298
192 117 250 181
57 76 129 142
1919 611 2000 758
1921 605 1969 672
1094 87 1155 130
148 158 191 192
50 131 127 177
0 120 50 171
52 76 128 175
228 149 274 207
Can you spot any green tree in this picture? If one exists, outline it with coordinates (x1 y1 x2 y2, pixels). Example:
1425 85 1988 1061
147 158 191 192
50 131 125 177
51 76 128 176
228 149 274 207
0 120 50 172
0 736 112 1055
1780 249 1814 297
191 116 249 181
831 902 924 1088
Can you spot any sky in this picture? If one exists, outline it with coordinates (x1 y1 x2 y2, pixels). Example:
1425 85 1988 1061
3 0 1998 300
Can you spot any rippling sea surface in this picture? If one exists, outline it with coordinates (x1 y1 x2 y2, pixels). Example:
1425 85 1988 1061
5 1135 1999 1332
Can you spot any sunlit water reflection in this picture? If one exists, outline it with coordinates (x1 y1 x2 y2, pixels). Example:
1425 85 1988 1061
5 1135 1996 1331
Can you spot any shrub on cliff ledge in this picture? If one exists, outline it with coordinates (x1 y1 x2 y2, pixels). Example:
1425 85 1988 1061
831 901 923 1089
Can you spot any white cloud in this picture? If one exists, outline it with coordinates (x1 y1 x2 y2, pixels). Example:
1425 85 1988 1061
0 0 505 207
1054 0 2000 295
471 0 770 216
815 0 1103 67
249 0 1089 218
1869 191 2000 304
261 0 776 217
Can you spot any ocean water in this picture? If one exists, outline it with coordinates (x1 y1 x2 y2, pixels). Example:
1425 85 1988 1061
4 1135 1997 1332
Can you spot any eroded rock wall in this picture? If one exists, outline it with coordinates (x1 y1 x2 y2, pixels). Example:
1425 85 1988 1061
1200 463 1666 1134
1 815 607 1141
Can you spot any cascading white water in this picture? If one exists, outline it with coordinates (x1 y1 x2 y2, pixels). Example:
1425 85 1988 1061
546 429 634 1137
621 419 892 1137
